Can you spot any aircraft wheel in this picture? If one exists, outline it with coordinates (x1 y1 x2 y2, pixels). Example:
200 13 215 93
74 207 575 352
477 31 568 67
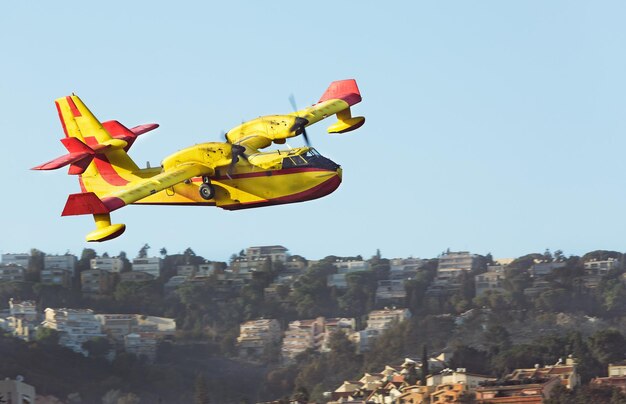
199 183 215 200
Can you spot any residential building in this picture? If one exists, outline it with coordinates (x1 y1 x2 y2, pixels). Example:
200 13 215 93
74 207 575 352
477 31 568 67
389 258 423 281
1 253 30 268
334 260 370 273
427 368 496 388
245 245 288 263
0 265 25 282
96 314 175 341
81 269 114 295
90 257 124 272
119 271 155 283
584 258 622 274
437 251 477 275
281 317 326 362
523 280 551 298
591 362 626 393
0 377 36 404
321 317 356 352
396 385 432 404
502 359 579 390
40 268 71 287
4 299 38 341
9 299 37 320
132 257 163 278
430 383 469 404
475 266 505 296
529 261 566 277
327 260 371 289
475 377 561 403
237 318 281 358
124 332 158 361
356 308 411 352
41 308 106 355
44 254 77 276
375 280 407 305
197 263 218 276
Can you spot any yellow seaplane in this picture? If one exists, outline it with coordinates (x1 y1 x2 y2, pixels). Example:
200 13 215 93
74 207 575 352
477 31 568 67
33 79 365 241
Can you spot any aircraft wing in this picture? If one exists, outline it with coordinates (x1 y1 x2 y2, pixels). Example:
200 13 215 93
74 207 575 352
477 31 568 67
226 79 364 151
62 163 208 216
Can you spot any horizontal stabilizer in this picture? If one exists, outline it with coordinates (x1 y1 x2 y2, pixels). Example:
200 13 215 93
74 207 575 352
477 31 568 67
102 120 159 150
62 192 111 216
32 138 95 171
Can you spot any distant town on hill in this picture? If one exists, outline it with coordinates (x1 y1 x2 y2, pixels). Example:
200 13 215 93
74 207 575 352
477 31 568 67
1 246 626 403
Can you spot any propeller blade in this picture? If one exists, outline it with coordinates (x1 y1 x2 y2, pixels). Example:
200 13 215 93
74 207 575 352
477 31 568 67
228 145 248 175
288 95 312 147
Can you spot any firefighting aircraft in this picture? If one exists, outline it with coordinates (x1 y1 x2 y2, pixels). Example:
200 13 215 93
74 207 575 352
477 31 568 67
33 79 365 242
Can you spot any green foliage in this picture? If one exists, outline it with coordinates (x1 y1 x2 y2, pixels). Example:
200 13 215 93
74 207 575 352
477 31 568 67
82 336 111 359
36 327 60 345
589 329 626 367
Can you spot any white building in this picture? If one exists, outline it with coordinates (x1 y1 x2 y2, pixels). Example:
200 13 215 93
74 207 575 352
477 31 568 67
90 257 124 273
0 377 36 404
245 245 288 263
585 258 622 274
427 368 496 388
375 280 407 303
132 257 163 278
356 308 412 352
237 318 282 358
436 251 477 282
281 317 326 362
1 253 30 268
41 308 106 356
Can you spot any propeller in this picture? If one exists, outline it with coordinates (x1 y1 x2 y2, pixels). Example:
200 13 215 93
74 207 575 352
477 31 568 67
288 94 311 146
228 144 248 176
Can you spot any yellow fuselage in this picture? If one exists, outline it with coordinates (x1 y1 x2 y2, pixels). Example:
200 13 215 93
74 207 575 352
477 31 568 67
125 147 342 209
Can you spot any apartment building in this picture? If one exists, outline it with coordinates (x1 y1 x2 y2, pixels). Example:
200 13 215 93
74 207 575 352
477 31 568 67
1 253 30 268
41 308 106 355
119 271 155 283
237 318 282 358
355 308 411 352
44 254 77 275
245 245 288 263
321 317 356 352
132 257 163 278
475 265 506 296
584 258 622 274
40 268 72 287
436 251 477 282
81 269 115 295
281 317 326 361
375 280 407 304
0 265 25 282
327 260 371 289
90 257 124 272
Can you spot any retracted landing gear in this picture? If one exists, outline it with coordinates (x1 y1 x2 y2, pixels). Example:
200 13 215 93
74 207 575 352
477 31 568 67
199 176 215 200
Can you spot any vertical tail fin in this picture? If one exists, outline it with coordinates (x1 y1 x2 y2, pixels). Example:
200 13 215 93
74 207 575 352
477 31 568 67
54 95 141 187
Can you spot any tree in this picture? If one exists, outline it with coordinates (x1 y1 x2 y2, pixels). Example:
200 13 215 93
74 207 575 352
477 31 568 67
421 344 429 385
138 244 150 258
82 336 111 359
589 329 626 367
36 327 60 345
160 247 168 257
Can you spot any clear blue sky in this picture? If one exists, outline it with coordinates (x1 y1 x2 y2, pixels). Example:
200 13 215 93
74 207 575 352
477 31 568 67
2 1 626 262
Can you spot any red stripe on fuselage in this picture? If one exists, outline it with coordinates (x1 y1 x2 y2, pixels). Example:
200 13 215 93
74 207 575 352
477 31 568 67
55 101 69 137
206 167 334 181
83 137 129 186
66 96 82 117
221 173 341 210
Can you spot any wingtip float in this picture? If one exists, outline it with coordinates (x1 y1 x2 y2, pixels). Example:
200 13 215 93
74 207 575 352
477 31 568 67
34 79 365 242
